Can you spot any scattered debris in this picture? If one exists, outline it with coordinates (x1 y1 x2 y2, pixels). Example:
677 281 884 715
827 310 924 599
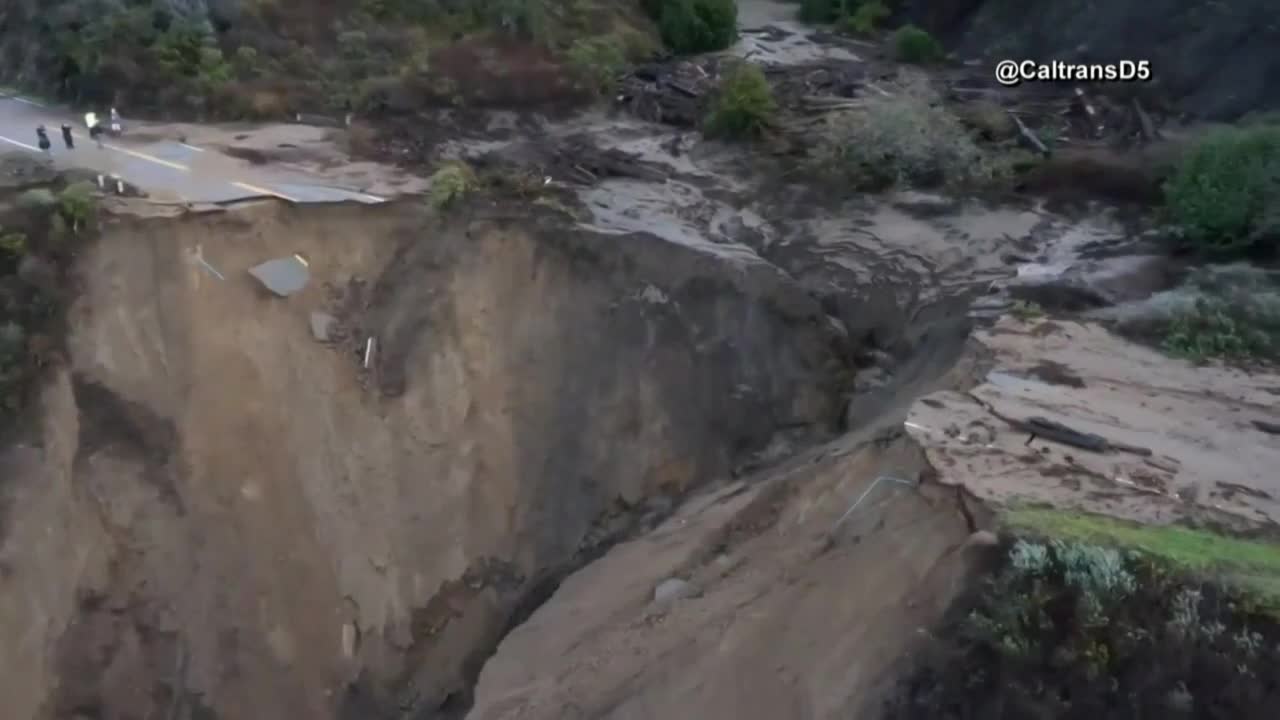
653 577 701 604
1073 87 1104 137
189 245 225 280
968 392 1152 457
363 337 376 369
310 312 337 342
1009 111 1050 156
832 474 916 530
1132 98 1158 142
248 255 310 297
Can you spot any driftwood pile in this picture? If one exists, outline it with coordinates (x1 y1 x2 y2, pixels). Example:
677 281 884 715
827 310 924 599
617 58 721 127
616 56 872 127
945 66 1168 156
473 134 673 187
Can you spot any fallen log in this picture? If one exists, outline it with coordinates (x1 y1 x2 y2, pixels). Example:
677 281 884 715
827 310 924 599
967 393 1153 457
1132 98 1158 141
1008 111 1051 157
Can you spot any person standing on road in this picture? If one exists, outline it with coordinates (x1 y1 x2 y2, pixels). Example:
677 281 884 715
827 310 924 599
35 125 50 154
60 123 74 149
86 112 104 148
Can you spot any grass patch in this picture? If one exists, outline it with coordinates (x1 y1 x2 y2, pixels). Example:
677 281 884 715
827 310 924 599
1008 299 1044 321
1004 507 1280 606
1161 296 1278 363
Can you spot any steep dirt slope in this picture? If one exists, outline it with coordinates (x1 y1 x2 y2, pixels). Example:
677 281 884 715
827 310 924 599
0 198 846 720
466 413 993 720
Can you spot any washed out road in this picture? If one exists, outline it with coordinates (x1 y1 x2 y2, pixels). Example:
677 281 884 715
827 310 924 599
0 94 385 204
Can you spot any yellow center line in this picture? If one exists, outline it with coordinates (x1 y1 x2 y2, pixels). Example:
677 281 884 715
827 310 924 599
232 181 298 203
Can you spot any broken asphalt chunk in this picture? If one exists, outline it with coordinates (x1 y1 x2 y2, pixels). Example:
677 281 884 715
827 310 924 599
248 255 310 297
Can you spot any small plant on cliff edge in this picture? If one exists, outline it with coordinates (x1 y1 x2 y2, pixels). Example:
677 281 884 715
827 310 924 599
428 162 479 210
656 0 738 54
705 62 777 139
891 24 944 64
1163 124 1280 256
56 182 97 236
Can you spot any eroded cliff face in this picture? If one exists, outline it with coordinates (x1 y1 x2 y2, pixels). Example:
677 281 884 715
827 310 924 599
0 198 846 720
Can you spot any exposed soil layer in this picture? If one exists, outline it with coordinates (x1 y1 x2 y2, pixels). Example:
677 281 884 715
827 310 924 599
0 197 855 719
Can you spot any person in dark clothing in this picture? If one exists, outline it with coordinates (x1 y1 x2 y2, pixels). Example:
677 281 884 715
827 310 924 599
60 123 74 149
89 122 104 148
35 126 50 154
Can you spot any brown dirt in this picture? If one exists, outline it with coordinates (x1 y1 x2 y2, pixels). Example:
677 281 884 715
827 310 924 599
467 427 985 720
906 316 1280 530
0 195 849 720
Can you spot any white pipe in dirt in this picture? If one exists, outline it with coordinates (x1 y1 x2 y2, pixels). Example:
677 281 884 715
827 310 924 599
364 337 375 368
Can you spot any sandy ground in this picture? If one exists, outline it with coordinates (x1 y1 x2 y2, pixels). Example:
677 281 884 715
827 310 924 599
907 317 1280 529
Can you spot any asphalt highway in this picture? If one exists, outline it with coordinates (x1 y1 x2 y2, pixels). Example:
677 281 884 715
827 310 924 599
0 94 385 205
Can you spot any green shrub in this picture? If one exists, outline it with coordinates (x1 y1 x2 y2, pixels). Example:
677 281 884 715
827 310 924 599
1163 124 1280 255
658 0 738 54
428 162 479 210
798 0 841 23
57 182 97 235
705 62 777 139
840 0 889 35
818 75 992 189
1161 296 1278 363
891 24 943 63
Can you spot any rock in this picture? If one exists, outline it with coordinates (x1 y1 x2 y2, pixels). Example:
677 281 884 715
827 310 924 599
853 367 891 392
653 578 701 604
963 530 1000 549
310 312 337 342
643 494 674 516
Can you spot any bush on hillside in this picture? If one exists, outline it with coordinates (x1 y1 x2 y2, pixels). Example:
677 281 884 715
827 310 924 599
705 62 777 139
888 536 1280 719
840 0 890 35
429 162 479 210
0 182 100 425
656 0 738 54
891 24 943 63
798 0 842 24
818 75 993 190
567 37 628 95
1163 124 1280 256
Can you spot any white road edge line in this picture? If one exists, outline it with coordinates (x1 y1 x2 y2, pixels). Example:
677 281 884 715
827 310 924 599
179 143 204 152
0 133 40 152
10 96 46 108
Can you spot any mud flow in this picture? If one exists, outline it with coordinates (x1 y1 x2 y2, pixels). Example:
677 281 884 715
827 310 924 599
0 2 1270 720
